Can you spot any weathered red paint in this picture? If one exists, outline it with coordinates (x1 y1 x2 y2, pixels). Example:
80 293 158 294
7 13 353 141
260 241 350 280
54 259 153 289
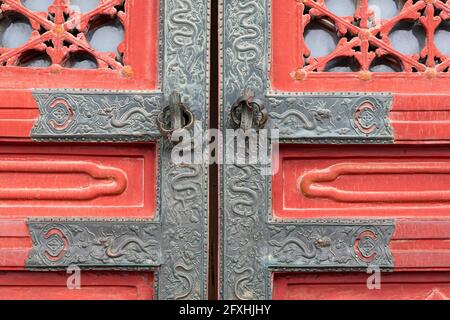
0 271 154 300
274 145 450 218
0 143 157 218
273 272 450 300
0 0 159 91
0 0 160 300
0 0 159 142
0 143 158 295
0 220 30 270
0 142 158 274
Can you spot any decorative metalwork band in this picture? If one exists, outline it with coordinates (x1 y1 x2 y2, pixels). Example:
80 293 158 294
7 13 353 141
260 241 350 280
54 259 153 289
267 220 394 269
268 93 393 143
26 219 161 269
31 89 162 142
158 0 210 300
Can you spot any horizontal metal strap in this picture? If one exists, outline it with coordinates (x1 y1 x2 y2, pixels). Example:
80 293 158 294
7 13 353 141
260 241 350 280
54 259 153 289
31 89 163 142
267 93 393 143
26 219 161 269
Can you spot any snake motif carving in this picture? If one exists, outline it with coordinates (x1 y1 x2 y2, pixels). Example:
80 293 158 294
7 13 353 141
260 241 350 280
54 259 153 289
232 1 261 62
170 0 198 46
26 221 161 268
268 95 393 140
100 97 158 129
31 90 162 141
104 238 158 258
221 0 395 301
270 110 317 131
171 166 202 209
229 166 258 218
269 237 318 260
234 267 256 300
158 0 208 300
173 261 195 300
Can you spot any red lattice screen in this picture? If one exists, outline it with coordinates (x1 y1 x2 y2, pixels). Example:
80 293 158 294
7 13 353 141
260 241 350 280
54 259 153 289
0 0 158 90
271 0 450 93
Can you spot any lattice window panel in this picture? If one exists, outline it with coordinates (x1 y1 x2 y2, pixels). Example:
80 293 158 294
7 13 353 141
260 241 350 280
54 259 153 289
0 0 127 71
294 0 450 80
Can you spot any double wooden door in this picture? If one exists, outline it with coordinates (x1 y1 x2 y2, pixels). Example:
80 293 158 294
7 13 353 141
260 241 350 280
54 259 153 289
1 0 450 300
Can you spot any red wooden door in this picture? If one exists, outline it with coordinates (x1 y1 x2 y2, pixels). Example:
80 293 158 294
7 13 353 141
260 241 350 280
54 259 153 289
220 0 450 300
0 0 210 300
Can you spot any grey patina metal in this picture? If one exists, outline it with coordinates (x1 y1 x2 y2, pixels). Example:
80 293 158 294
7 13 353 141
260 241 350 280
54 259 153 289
27 219 161 269
220 0 395 300
26 0 210 300
269 93 392 143
31 90 162 142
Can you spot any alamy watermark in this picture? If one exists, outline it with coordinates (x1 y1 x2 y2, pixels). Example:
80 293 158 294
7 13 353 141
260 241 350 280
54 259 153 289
367 266 382 290
168 122 279 175
67 265 81 290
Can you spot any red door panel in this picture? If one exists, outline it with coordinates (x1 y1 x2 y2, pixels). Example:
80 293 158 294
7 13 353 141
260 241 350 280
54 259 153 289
0 143 158 270
0 0 161 142
0 0 159 91
0 91 38 141
274 145 450 219
271 0 450 94
0 271 154 300
0 220 30 269
0 0 160 142
273 272 450 300
0 143 157 218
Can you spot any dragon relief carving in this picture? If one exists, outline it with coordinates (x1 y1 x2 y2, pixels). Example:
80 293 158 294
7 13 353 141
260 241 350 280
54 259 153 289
157 0 209 300
31 91 162 141
225 164 267 300
169 0 198 47
165 0 207 114
268 95 393 140
26 221 161 268
222 163 395 300
224 0 266 94
268 224 394 267
160 147 204 300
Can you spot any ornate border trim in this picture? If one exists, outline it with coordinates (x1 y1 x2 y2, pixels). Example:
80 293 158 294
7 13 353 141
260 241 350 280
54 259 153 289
26 219 161 269
26 0 210 300
220 0 395 300
269 92 393 142
31 89 162 142
158 0 210 300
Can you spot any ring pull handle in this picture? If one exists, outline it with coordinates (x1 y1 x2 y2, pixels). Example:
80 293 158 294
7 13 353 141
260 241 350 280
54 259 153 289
157 91 195 141
230 90 267 130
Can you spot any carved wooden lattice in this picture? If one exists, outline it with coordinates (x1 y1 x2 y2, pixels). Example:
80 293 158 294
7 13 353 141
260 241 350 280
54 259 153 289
0 0 126 70
294 0 450 80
